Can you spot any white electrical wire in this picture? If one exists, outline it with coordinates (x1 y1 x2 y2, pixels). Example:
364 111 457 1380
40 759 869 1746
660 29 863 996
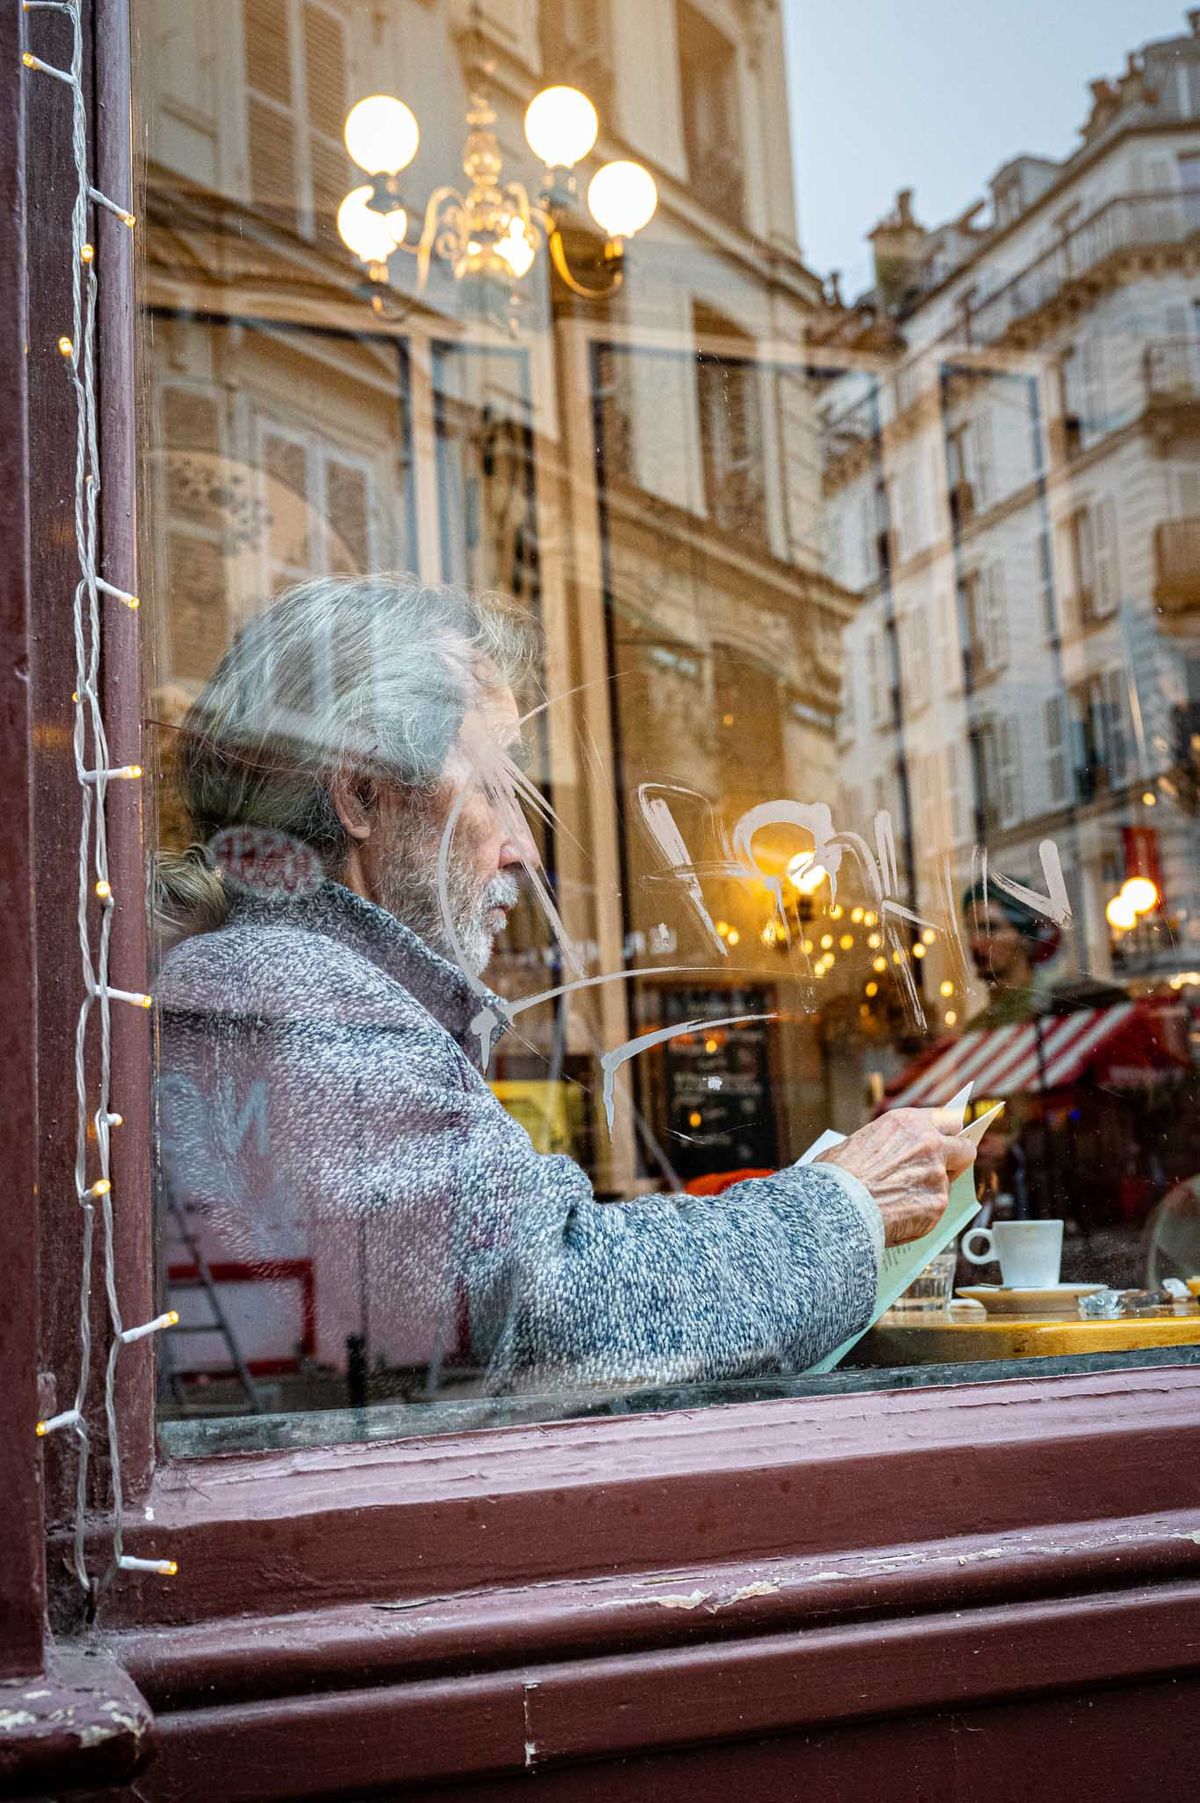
20 0 175 1595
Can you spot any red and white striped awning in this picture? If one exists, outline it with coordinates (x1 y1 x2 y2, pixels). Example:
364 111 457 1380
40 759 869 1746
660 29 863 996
889 1004 1137 1108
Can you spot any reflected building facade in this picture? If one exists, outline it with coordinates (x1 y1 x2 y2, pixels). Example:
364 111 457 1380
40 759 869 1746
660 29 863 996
821 14 1200 1021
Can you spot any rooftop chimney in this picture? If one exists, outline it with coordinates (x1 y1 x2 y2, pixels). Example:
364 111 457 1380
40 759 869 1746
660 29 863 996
869 188 927 315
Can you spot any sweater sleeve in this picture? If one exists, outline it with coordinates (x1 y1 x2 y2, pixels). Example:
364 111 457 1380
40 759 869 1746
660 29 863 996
275 1010 883 1395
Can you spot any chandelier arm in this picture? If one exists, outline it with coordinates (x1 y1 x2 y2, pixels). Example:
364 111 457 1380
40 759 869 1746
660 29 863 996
416 185 467 288
546 224 624 301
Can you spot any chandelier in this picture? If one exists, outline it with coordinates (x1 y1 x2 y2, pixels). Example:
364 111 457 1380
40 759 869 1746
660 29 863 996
335 83 658 310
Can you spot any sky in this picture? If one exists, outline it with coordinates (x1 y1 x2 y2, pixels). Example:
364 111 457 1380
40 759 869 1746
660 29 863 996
783 0 1189 299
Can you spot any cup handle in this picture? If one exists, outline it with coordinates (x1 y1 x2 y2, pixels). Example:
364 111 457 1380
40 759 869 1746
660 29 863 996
961 1227 996 1266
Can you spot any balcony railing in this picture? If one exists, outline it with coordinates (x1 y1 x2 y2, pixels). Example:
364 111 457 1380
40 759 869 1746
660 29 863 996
962 193 1195 348
1154 517 1200 618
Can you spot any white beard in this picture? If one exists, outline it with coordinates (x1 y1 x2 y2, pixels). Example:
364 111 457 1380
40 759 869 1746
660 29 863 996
376 820 518 978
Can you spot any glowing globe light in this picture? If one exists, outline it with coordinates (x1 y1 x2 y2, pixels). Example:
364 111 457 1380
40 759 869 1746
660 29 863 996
787 852 828 895
1105 892 1139 932
587 159 658 239
336 186 407 263
524 85 598 169
495 216 537 279
1121 876 1158 916
344 95 419 176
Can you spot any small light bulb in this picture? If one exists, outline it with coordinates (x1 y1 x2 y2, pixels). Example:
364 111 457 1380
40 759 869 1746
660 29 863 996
21 51 36 68
851 908 864 924
939 980 954 998
495 216 536 280
839 934 854 950
95 879 112 901
912 942 926 959
921 928 936 945
726 928 740 946
944 1010 958 1027
865 981 879 997
58 335 74 358
80 243 94 264
107 1112 124 1128
88 1178 112 1197
872 955 888 973
166 1310 180 1327
820 934 833 950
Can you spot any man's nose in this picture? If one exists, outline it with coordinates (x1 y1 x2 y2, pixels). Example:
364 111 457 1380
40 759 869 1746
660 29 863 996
500 816 540 872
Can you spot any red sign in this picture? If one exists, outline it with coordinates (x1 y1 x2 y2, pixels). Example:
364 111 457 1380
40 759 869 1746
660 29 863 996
1122 825 1165 903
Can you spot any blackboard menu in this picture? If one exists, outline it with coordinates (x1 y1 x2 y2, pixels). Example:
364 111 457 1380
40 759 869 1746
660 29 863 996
657 986 779 1182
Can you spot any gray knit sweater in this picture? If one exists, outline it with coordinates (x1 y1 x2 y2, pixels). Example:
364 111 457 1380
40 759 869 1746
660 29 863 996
157 881 882 1395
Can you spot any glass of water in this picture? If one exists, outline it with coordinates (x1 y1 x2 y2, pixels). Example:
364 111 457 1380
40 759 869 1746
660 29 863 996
893 1248 957 1313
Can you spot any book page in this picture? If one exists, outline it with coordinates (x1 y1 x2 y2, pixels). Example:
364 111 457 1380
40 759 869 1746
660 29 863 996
803 1098 1003 1375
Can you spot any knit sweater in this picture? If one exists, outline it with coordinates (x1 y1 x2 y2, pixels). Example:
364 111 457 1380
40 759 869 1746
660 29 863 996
158 880 882 1395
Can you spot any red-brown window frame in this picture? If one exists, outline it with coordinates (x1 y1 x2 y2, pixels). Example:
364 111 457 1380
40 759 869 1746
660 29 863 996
6 6 1200 1795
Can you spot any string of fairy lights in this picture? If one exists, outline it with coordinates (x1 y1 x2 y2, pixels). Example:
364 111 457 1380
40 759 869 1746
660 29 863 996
20 0 177 1594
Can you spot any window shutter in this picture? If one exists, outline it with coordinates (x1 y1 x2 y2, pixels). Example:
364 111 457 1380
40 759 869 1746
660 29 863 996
867 634 885 726
971 411 994 508
245 0 293 104
908 602 930 711
1103 668 1129 787
1037 527 1056 637
263 426 312 578
168 530 229 684
1045 695 1069 807
303 3 348 243
985 560 1008 670
1079 337 1105 440
325 458 372 574
998 717 1021 825
243 0 297 215
944 744 966 847
163 387 224 529
1093 498 1119 616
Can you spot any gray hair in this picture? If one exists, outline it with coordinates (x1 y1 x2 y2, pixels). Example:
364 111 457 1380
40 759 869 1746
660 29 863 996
177 572 539 872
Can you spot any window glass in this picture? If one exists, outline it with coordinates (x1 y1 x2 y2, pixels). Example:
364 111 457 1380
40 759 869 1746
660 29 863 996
137 0 1200 1452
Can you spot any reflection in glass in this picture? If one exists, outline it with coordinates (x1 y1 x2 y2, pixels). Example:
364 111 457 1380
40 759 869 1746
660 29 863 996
136 2 1200 1443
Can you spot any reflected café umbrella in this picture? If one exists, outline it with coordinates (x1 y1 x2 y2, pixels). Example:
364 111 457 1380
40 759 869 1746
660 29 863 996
886 991 1190 1110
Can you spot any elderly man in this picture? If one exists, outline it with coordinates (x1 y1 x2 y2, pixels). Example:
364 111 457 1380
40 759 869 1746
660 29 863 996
158 574 972 1397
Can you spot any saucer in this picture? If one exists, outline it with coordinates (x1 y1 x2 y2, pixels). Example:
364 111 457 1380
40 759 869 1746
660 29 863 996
955 1282 1105 1317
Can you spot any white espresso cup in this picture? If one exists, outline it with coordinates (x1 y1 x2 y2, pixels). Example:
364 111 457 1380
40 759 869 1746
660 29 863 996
961 1219 1064 1289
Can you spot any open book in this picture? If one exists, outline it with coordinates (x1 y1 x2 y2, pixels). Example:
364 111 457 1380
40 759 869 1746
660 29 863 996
801 1084 1003 1375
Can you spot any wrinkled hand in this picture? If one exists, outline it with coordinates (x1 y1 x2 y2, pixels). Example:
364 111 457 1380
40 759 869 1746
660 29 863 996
817 1108 977 1247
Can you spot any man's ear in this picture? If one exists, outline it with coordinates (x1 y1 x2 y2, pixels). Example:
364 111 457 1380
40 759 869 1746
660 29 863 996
330 766 378 844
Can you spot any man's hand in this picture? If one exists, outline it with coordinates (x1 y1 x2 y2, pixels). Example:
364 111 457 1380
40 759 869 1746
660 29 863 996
817 1108 977 1247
